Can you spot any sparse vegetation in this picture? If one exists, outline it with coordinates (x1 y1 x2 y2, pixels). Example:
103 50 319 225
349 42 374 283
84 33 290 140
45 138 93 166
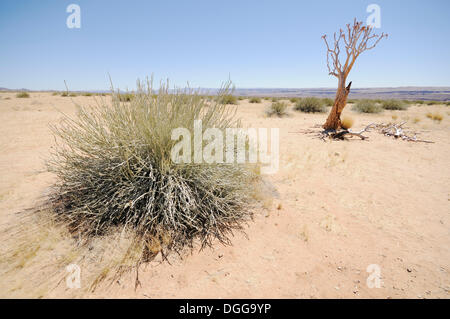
427 112 443 122
16 92 30 98
249 97 261 103
340 116 354 129
47 80 259 261
381 99 408 110
266 101 288 117
220 94 238 105
294 97 326 113
82 92 93 96
289 97 300 104
118 93 134 102
352 99 383 113
321 98 334 107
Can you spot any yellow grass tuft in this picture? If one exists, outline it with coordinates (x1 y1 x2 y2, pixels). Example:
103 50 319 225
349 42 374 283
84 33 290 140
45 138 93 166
341 116 354 129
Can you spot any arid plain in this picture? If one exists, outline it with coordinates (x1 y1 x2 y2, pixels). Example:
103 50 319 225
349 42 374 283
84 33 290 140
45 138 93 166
0 92 449 298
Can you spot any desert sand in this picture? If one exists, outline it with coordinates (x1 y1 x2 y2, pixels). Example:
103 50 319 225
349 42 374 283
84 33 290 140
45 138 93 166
0 92 449 298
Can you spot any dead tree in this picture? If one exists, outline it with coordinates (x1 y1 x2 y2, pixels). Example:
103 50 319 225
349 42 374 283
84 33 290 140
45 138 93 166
322 19 387 131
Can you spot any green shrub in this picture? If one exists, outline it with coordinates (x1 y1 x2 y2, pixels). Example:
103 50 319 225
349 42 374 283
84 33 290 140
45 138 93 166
118 93 134 102
381 99 408 110
16 92 30 98
82 92 93 96
352 99 383 113
426 101 440 105
237 96 245 100
52 92 58 96
414 100 425 105
61 92 69 97
294 97 326 113
289 97 300 104
266 101 288 117
322 98 334 107
220 94 238 105
249 97 261 103
47 80 258 258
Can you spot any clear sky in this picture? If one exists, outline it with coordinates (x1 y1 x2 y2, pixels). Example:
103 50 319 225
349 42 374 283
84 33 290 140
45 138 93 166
1 0 449 90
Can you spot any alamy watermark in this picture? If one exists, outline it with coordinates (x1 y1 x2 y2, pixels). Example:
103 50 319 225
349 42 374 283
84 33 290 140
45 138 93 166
66 263 81 289
366 4 381 28
366 264 382 288
171 120 279 175
66 4 81 29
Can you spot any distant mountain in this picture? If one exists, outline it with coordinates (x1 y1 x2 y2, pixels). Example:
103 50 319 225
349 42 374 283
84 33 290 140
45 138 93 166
230 87 450 101
1 87 449 101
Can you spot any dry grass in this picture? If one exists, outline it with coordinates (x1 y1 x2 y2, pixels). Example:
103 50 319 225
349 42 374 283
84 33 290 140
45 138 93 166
16 92 30 98
266 101 288 117
294 97 326 113
46 79 260 264
340 116 354 129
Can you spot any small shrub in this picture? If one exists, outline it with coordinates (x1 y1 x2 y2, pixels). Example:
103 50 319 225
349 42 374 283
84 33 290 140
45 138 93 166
426 112 433 119
52 92 58 96
16 92 30 98
271 97 279 102
82 92 93 97
47 80 259 259
414 100 424 105
289 97 300 104
340 116 354 129
413 117 421 124
392 114 398 120
118 93 134 102
426 101 440 105
294 97 326 113
352 99 383 113
266 101 288 117
61 92 69 97
322 98 334 107
69 93 77 97
431 113 443 122
263 97 271 100
249 97 261 103
237 96 245 100
381 99 408 110
220 95 238 105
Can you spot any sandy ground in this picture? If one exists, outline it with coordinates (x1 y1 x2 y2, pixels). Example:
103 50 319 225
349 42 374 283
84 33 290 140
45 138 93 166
0 92 449 298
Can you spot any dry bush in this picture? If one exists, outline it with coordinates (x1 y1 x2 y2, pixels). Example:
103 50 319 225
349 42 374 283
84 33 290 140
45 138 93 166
220 94 238 105
118 93 134 102
47 79 259 262
266 101 288 117
294 97 326 113
16 92 30 98
381 99 408 110
321 98 334 107
340 116 354 129
352 99 383 113
249 97 261 103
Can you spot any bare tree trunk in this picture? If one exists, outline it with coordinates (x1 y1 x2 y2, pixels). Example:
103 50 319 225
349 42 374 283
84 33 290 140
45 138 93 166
322 79 352 130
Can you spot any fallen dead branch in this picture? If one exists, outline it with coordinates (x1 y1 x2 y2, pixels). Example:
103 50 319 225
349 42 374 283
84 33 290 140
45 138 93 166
290 122 434 143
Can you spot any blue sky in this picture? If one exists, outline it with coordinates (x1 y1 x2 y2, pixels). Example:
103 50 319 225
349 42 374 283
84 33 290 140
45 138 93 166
1 0 449 90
